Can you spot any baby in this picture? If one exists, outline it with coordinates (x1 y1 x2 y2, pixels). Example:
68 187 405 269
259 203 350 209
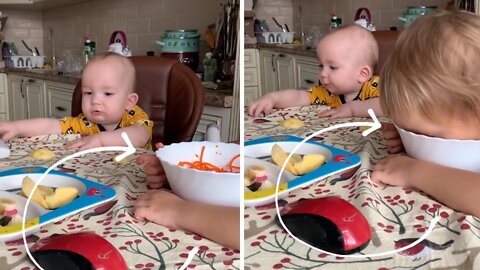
371 10 480 218
248 25 381 118
0 52 153 150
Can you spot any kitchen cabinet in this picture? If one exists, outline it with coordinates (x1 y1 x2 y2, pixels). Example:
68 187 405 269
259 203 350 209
259 49 296 95
45 81 74 118
0 74 8 121
275 53 296 90
259 50 277 96
8 75 28 120
258 49 320 96
244 48 261 106
7 74 74 121
24 77 47 118
194 105 231 143
295 55 320 90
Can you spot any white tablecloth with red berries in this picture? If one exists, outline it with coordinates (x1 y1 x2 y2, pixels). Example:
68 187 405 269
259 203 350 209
244 105 480 270
0 134 239 270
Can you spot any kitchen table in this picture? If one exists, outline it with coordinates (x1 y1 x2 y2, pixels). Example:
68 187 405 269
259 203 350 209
0 134 239 270
244 105 480 269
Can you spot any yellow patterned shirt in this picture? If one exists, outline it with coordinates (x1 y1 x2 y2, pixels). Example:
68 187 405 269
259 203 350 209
59 105 153 150
308 75 380 108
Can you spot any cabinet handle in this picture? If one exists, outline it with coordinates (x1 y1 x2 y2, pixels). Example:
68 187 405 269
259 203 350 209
278 53 285 57
28 79 35 83
20 79 24 98
305 79 314 84
55 106 66 112
271 54 276 72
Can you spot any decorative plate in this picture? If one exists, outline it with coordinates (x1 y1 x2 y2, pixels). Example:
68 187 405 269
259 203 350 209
0 167 116 242
244 135 361 206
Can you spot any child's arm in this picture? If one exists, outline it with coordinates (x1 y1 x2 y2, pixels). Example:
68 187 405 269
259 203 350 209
247 89 311 117
136 153 167 189
0 118 61 141
372 155 480 218
66 125 149 150
133 189 240 250
380 122 404 154
317 98 383 118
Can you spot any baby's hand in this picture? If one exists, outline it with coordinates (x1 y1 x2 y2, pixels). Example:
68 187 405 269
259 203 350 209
65 134 103 150
0 121 19 141
371 154 416 186
136 153 168 189
380 122 404 154
317 104 353 118
247 96 275 117
133 189 186 229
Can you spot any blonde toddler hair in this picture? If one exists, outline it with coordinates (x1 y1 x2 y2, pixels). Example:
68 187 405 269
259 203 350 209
380 10 480 123
324 25 379 70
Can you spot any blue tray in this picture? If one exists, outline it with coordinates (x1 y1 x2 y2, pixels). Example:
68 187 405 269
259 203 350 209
0 167 116 241
244 135 361 206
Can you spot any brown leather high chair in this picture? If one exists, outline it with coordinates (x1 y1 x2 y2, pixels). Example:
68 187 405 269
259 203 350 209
71 56 205 149
371 30 401 75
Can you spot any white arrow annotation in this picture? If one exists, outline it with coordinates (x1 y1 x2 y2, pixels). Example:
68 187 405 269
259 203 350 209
274 109 440 258
22 132 136 270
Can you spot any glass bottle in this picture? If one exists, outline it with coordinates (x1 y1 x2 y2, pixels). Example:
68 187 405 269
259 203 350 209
203 52 217 82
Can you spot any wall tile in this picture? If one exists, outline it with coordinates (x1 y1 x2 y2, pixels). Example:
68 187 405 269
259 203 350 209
1 0 229 70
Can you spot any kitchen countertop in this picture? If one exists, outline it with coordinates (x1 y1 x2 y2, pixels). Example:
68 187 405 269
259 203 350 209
245 43 317 58
1 68 233 108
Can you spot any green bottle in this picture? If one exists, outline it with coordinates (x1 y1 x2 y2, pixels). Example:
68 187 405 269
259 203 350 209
84 39 96 64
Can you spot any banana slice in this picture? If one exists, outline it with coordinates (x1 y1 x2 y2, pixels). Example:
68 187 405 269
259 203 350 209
280 118 305 129
29 148 55 161
271 144 326 176
271 144 298 175
0 198 16 211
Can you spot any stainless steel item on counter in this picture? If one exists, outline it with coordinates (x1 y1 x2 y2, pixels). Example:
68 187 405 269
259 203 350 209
21 40 36 56
272 17 286 32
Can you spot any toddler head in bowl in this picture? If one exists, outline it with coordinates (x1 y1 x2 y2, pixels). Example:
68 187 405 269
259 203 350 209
380 10 480 141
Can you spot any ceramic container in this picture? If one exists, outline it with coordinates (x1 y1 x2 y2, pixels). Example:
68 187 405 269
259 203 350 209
155 35 201 53
156 141 240 207
163 29 198 39
396 125 480 173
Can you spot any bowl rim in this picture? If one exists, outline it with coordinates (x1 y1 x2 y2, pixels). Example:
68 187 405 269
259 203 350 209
156 141 240 176
395 124 480 143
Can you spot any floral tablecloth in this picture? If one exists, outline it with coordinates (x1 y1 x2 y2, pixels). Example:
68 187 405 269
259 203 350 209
244 105 480 270
0 134 239 270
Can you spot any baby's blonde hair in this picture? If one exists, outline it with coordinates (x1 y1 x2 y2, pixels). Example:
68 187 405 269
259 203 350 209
326 25 379 70
380 10 480 123
84 52 136 92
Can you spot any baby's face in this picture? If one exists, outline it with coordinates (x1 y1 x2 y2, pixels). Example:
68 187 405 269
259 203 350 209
81 59 134 126
316 37 366 95
396 112 480 140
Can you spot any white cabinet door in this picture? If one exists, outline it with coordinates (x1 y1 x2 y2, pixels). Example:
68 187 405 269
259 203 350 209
275 53 295 90
296 56 320 90
194 105 231 143
0 73 8 120
46 81 75 118
259 50 277 95
7 75 27 120
24 78 46 119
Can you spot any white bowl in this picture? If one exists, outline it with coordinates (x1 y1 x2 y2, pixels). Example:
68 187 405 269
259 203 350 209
156 141 240 207
396 126 480 173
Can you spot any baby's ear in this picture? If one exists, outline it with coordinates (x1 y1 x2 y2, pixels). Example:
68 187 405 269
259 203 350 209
358 65 373 83
126 93 139 110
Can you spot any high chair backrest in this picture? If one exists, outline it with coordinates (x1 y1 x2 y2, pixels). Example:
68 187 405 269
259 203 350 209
71 56 205 149
372 30 401 75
